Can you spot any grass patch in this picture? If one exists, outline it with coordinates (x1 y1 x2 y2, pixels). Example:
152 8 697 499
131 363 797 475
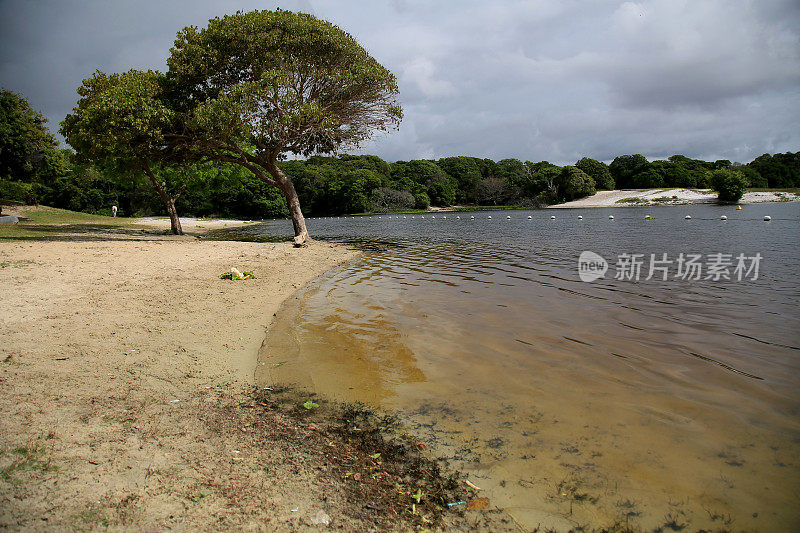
0 205 146 241
11 206 128 226
72 509 111 531
615 197 649 204
0 443 58 482
0 259 39 269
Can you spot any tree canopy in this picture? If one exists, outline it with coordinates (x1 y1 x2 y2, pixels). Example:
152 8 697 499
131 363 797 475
0 89 67 210
60 70 187 234
709 168 748 202
164 9 402 244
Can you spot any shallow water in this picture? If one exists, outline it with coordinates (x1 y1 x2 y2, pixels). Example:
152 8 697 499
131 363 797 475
243 204 799 531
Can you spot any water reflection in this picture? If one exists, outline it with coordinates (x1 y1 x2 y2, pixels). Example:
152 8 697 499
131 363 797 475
252 204 800 531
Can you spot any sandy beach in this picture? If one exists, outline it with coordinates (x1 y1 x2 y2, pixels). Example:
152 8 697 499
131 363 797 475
0 211 513 531
133 216 260 235
548 188 800 208
0 230 353 528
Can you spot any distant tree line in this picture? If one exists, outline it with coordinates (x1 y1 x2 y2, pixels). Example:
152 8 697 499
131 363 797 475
2 88 799 219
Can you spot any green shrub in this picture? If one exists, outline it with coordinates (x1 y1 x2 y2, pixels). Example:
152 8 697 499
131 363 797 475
710 169 748 202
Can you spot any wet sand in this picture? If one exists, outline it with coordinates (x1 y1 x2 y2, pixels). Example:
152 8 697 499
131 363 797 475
255 206 800 531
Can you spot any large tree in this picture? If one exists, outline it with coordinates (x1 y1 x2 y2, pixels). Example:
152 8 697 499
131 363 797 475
165 9 402 244
0 89 66 212
575 157 614 190
60 70 186 234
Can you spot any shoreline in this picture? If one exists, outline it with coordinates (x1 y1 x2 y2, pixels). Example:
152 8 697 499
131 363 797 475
0 214 514 530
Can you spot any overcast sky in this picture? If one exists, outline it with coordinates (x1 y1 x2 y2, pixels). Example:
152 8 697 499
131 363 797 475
1 0 798 164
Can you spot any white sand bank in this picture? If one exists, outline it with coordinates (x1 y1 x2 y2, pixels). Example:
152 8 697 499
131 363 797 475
549 188 800 208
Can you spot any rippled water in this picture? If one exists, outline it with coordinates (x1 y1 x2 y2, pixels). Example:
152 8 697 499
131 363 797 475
236 203 799 531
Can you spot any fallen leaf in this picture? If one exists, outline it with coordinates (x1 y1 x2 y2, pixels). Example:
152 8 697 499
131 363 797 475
467 497 490 510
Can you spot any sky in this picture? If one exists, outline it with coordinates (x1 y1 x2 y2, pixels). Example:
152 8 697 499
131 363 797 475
1 0 798 165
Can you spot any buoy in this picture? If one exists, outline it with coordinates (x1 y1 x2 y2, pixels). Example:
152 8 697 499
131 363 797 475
488 215 492 219
457 216 461 219
736 205 742 210
764 215 771 221
645 215 653 219
470 216 475 219
442 216 446 219
720 215 727 220
527 215 532 219
550 215 556 219
578 215 583 220
609 215 614 219
685 215 691 219
506 215 511 219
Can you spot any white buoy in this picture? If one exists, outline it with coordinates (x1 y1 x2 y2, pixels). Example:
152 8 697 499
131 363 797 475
685 215 692 220
443 215 446 219
506 215 511 219
609 215 614 219
720 215 727 220
550 215 556 219
488 215 492 219
470 216 475 219
457 216 461 219
578 215 583 220
764 215 771 221
527 215 532 219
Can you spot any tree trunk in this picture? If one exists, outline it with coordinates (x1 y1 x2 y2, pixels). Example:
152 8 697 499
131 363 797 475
265 160 309 246
282 180 309 246
164 195 183 235
142 167 184 235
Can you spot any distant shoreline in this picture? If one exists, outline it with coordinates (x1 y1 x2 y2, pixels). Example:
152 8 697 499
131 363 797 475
548 188 800 208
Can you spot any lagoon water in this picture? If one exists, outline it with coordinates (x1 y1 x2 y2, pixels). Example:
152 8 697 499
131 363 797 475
230 203 798 530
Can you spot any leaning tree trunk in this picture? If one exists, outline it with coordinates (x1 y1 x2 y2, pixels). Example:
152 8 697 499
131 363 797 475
266 161 309 246
142 167 184 235
163 195 183 235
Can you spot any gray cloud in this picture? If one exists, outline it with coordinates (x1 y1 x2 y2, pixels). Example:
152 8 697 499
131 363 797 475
1 0 797 165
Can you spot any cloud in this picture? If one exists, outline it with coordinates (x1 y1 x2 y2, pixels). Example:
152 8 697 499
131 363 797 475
401 57 458 100
1 0 798 165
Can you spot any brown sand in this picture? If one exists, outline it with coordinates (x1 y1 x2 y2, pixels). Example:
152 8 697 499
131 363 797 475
0 234 368 529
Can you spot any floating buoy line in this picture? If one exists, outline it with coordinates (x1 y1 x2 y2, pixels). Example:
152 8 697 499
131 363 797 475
312 210 771 223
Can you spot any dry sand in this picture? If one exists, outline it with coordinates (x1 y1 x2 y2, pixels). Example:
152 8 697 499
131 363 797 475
548 188 800 208
0 217 513 531
0 234 362 529
133 217 260 235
